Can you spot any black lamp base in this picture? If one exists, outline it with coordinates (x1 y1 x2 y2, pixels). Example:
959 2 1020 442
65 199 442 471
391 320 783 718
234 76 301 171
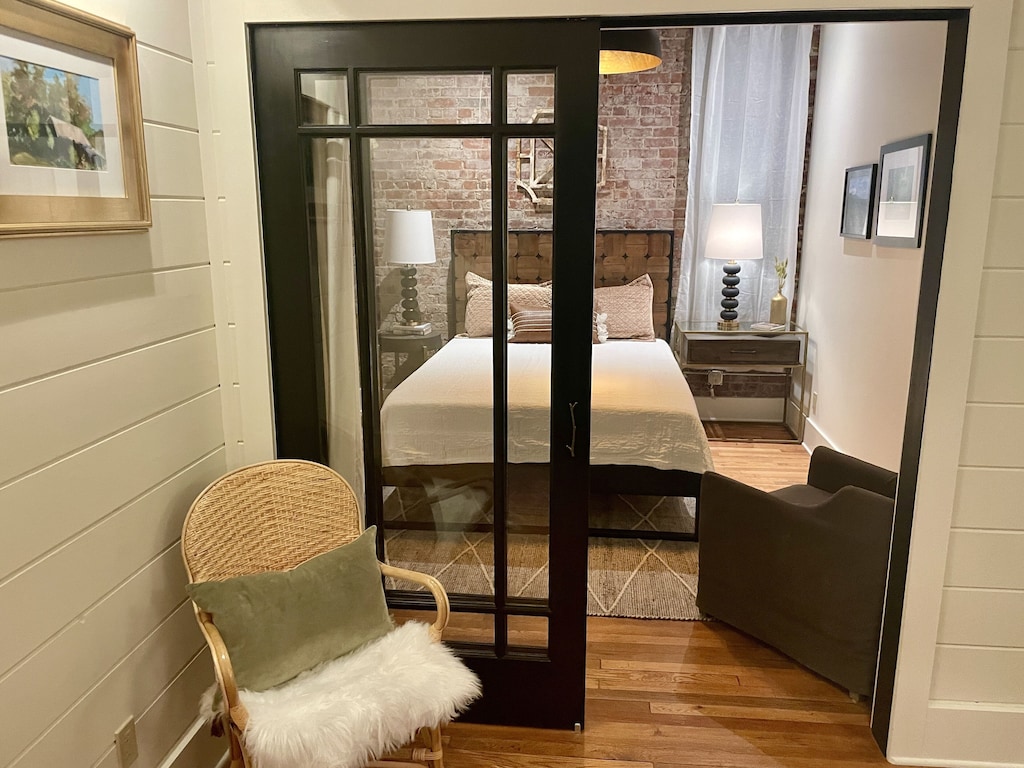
399 265 422 325
718 260 741 330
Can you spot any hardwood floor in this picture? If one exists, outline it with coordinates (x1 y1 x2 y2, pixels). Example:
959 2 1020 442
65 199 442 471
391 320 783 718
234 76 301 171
703 420 798 443
443 442 907 767
708 440 811 492
446 617 896 768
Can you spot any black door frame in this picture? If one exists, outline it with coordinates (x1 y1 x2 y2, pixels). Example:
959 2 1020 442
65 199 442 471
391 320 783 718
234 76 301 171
250 18 601 729
251 7 969 749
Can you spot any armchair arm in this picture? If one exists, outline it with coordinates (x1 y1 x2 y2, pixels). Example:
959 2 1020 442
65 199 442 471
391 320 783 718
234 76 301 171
194 608 250 732
379 562 451 641
807 446 897 499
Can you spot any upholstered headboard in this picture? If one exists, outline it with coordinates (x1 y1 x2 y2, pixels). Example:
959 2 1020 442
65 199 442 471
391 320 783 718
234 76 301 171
449 230 674 340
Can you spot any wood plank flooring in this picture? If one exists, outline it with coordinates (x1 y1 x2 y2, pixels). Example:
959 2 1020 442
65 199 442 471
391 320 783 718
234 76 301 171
443 442 912 767
445 618 899 768
708 441 811 492
702 420 798 443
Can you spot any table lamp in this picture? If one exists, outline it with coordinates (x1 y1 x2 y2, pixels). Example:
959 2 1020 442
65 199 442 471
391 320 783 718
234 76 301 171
383 209 436 328
705 203 763 330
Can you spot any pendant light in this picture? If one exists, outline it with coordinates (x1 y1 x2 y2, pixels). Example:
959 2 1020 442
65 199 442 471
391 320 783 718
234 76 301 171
599 29 663 75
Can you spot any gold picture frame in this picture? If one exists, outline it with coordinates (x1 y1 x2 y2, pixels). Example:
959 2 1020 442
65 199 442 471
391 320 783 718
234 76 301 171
0 0 150 237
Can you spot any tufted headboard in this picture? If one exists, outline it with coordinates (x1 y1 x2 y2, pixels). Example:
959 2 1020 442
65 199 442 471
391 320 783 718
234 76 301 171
449 230 674 340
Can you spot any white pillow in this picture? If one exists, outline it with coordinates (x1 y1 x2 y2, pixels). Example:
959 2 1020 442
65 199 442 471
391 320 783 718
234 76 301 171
594 274 655 340
464 272 553 337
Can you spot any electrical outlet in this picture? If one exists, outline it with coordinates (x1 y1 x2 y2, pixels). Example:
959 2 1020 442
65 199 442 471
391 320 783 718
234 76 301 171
708 370 724 386
115 717 139 768
811 391 819 414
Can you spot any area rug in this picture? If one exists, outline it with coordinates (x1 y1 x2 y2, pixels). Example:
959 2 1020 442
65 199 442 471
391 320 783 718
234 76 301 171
383 491 704 621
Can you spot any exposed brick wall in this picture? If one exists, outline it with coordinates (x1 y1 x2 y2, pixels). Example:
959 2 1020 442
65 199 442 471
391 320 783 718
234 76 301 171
790 24 820 327
368 29 693 339
684 371 790 399
370 136 492 340
597 28 692 302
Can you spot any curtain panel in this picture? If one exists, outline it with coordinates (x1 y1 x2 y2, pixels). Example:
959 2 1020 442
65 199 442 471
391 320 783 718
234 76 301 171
676 24 813 329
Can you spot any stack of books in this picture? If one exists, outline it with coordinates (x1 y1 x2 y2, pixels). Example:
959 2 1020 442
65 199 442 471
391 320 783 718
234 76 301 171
391 322 433 335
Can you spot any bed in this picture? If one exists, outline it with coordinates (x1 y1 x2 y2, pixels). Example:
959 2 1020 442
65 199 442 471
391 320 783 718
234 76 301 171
379 230 714 541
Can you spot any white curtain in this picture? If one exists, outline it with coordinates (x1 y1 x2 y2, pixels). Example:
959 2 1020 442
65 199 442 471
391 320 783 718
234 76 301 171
676 24 813 328
312 135 365 501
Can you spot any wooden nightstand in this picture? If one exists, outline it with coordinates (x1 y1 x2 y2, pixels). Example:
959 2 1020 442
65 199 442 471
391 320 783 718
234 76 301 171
378 330 442 390
677 322 808 442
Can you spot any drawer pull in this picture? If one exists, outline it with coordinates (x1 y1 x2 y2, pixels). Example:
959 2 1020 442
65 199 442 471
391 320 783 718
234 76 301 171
730 349 758 354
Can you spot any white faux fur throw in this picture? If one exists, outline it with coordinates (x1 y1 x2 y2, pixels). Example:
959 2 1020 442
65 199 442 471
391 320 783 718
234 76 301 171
200 621 481 768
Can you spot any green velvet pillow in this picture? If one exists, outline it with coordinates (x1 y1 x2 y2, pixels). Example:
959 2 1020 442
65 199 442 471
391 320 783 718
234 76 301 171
187 526 393 692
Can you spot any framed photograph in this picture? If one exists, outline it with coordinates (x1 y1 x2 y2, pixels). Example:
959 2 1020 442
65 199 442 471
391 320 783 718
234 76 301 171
0 0 149 236
874 133 932 248
840 163 877 239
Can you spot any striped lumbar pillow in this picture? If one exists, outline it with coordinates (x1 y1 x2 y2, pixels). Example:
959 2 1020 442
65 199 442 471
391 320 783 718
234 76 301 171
509 303 552 343
509 303 609 344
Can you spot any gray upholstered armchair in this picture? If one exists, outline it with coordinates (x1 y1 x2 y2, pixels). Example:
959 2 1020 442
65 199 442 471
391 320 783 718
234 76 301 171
696 446 898 697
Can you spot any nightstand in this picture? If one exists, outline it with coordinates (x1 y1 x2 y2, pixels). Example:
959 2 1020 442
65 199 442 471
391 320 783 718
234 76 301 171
676 322 808 442
378 330 442 390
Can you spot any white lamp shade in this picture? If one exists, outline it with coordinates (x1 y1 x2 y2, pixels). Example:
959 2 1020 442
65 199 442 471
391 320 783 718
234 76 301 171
383 209 437 265
705 203 764 261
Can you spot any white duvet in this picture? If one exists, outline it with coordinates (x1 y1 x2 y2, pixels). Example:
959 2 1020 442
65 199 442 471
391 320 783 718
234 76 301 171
380 337 714 474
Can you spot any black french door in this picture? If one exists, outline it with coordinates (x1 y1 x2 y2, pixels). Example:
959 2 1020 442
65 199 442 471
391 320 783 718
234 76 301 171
251 20 600 728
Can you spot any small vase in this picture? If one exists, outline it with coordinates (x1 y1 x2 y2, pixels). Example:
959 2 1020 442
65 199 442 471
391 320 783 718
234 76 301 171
769 291 788 327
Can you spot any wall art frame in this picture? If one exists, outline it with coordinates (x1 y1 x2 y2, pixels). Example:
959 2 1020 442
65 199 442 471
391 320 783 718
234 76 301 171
874 133 932 248
0 0 149 237
840 162 877 239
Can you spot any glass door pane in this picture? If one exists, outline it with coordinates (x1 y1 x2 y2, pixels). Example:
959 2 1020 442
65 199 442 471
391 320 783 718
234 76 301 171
307 137 363 498
361 71 491 124
369 137 496 599
506 137 555 645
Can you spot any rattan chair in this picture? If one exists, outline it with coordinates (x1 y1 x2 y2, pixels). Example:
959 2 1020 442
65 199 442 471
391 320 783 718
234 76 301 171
182 459 473 768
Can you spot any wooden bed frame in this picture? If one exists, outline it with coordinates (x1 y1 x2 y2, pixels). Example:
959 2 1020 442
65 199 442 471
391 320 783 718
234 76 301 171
382 229 704 542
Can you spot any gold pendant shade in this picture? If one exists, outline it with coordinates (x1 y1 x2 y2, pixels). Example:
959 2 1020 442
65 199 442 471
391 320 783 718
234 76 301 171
599 29 663 75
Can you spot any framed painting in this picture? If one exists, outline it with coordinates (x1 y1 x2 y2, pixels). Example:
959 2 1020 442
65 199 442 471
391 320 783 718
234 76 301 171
0 0 149 236
840 163 877 239
874 133 932 248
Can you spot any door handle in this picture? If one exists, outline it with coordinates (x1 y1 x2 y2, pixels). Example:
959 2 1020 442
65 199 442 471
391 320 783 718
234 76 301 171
566 401 578 457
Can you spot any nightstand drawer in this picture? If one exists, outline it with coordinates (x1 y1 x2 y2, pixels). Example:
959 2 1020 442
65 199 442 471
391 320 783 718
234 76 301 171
684 337 802 365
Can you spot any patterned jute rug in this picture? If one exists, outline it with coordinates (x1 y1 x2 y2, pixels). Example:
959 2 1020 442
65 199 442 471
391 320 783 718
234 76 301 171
383 490 703 621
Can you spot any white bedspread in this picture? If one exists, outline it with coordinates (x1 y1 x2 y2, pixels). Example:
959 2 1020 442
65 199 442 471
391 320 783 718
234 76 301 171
380 338 714 474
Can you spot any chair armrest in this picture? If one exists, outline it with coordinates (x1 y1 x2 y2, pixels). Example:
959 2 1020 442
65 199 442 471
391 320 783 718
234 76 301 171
379 562 451 641
194 608 250 732
807 446 897 499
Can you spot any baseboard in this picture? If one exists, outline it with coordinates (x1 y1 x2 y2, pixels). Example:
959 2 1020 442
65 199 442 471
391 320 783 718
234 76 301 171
801 416 836 454
694 397 784 422
890 759 1024 768
888 703 1024 768
156 716 227 768
785 396 805 439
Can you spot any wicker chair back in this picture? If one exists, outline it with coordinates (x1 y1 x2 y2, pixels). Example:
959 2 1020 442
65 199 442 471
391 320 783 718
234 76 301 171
182 460 363 582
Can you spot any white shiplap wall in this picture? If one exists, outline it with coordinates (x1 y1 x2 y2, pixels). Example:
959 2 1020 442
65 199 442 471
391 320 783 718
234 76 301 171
0 2 226 767
927 0 1024 760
